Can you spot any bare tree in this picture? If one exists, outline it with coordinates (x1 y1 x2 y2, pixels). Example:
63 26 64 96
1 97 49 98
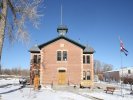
1 67 29 76
94 60 103 74
94 60 113 74
103 63 113 72
0 0 43 72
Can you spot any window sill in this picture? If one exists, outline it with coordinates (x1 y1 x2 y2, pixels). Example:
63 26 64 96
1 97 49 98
56 61 68 63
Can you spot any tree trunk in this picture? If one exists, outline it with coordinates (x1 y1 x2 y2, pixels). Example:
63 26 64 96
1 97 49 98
0 0 8 74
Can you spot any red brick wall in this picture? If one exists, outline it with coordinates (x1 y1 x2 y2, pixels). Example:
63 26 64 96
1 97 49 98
40 39 83 85
83 54 94 83
29 38 94 86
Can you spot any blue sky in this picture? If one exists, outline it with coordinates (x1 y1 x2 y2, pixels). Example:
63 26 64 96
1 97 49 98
1 0 133 69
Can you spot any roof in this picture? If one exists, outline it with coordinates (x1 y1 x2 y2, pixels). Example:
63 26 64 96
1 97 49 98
38 36 86 49
120 67 133 70
103 67 133 73
103 70 119 73
29 36 95 54
83 45 95 54
29 45 40 53
57 25 68 32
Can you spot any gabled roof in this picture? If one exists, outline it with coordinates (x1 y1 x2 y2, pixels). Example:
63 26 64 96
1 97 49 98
29 36 95 54
38 36 86 49
83 45 95 54
29 45 40 53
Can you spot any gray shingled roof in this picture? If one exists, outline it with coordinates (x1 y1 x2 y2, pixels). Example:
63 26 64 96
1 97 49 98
84 45 95 53
29 45 40 53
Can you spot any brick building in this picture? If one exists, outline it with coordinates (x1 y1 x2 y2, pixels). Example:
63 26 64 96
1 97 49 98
29 25 95 87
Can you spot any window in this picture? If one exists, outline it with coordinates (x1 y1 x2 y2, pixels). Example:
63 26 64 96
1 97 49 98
83 71 91 80
33 55 41 64
83 71 86 80
34 55 37 63
86 55 90 64
128 70 131 74
83 55 90 64
58 70 66 72
83 55 85 63
57 51 61 61
38 55 41 63
86 71 91 80
63 51 67 61
57 51 67 61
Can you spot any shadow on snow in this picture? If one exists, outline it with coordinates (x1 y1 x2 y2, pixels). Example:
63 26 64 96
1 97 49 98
0 85 24 94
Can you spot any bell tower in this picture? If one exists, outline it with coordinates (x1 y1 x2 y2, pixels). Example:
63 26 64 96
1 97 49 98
57 5 68 36
57 25 68 36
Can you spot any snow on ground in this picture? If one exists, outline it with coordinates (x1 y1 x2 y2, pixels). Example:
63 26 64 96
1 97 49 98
0 78 19 86
0 78 133 100
0 84 21 94
1 86 91 100
0 78 90 100
81 90 133 100
97 81 132 90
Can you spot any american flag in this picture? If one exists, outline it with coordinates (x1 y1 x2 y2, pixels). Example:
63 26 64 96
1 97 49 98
119 37 128 56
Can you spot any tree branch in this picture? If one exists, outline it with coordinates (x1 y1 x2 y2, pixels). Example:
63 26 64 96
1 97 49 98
7 0 16 19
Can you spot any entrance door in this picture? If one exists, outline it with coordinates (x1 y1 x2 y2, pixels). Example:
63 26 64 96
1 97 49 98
58 70 66 85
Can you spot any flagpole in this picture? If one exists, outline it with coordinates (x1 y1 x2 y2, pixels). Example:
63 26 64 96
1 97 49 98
119 36 128 97
119 36 124 97
120 51 124 97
